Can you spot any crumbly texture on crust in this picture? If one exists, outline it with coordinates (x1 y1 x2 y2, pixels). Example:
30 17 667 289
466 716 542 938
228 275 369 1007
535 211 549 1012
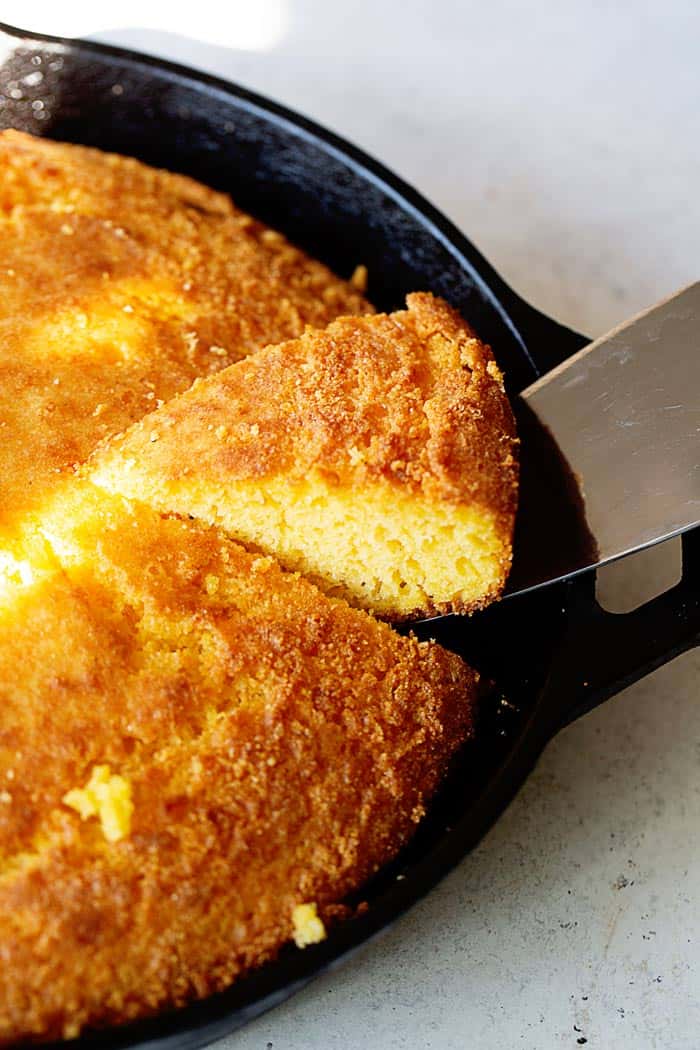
0 487 475 1044
0 130 371 538
91 292 515 507
89 293 518 617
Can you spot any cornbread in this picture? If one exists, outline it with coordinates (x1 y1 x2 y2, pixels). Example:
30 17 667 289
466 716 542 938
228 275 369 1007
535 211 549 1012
291 903 327 948
0 131 371 539
0 133 510 1041
0 483 476 1043
63 766 134 843
89 293 518 619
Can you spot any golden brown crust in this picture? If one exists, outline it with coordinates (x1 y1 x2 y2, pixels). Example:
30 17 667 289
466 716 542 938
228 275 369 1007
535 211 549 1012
92 292 517 519
0 129 237 219
405 293 518 522
0 492 475 1043
0 131 372 538
0 131 371 346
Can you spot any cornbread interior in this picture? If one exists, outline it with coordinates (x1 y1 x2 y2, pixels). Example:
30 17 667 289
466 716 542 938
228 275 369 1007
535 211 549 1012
89 293 518 619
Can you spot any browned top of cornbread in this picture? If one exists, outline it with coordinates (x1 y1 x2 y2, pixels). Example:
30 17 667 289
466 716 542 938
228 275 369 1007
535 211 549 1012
0 131 371 537
90 292 518 524
0 128 236 218
0 487 475 1043
0 131 370 340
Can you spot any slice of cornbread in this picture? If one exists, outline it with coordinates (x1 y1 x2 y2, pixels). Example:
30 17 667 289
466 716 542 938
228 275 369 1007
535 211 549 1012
89 293 518 620
0 131 371 540
0 483 476 1043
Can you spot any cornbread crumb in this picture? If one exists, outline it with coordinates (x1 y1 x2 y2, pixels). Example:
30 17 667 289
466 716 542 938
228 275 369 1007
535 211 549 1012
261 229 284 245
184 330 199 354
63 765 133 842
348 444 365 466
0 552 35 588
292 903 327 948
204 573 220 595
350 263 368 292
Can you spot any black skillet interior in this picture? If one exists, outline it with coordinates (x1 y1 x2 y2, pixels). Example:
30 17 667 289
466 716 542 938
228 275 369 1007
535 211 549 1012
1 23 698 1050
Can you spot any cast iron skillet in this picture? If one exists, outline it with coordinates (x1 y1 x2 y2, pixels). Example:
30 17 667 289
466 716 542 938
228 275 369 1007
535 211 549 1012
0 22 698 1050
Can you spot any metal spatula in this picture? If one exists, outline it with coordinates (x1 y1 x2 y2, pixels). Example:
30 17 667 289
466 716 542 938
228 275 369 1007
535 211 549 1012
504 281 700 599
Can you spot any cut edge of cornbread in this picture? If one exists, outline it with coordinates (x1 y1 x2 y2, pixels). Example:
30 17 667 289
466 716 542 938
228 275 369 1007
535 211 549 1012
87 471 509 619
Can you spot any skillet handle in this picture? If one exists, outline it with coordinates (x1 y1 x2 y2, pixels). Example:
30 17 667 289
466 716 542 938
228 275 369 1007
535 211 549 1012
501 289 590 376
551 529 700 729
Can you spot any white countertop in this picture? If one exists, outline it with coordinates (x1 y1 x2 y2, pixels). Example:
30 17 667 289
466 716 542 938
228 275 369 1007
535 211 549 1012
18 2 700 1046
